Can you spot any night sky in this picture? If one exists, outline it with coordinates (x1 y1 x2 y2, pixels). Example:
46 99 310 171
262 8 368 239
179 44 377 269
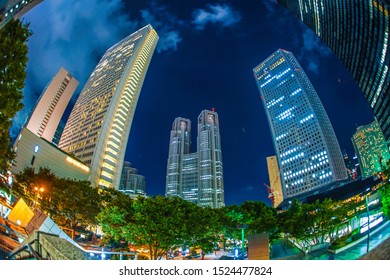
12 0 374 206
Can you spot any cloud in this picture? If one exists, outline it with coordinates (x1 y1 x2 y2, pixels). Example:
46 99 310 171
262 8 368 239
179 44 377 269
192 3 241 30
139 7 183 53
295 28 332 75
11 0 182 138
245 185 255 192
262 0 278 14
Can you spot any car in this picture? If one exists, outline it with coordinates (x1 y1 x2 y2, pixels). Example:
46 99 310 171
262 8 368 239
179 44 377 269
183 255 193 260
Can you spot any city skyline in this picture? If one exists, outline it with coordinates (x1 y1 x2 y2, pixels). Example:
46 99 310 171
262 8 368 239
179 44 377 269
13 0 375 205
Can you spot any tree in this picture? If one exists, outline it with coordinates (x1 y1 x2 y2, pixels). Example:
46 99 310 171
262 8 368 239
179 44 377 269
0 19 31 187
379 160 390 218
98 196 198 260
186 207 222 260
48 178 101 232
13 167 101 235
12 167 57 206
239 201 279 239
279 199 350 250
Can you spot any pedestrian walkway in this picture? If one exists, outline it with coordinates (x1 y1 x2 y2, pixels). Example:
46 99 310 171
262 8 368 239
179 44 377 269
272 220 390 260
271 238 303 259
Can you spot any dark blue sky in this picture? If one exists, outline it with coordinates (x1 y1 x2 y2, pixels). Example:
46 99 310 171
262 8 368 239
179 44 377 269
15 0 374 206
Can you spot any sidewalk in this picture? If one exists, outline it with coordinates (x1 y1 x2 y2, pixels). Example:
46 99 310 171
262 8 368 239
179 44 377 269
271 220 390 260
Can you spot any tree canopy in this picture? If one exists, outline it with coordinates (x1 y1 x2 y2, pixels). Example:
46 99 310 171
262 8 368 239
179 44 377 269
0 19 31 187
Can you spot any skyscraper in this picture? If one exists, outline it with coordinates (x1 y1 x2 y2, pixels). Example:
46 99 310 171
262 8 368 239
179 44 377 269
352 119 390 178
0 0 43 30
279 0 390 145
119 161 146 198
59 25 158 189
165 109 224 208
266 156 283 208
253 49 347 200
165 118 194 203
25 67 78 143
197 110 224 208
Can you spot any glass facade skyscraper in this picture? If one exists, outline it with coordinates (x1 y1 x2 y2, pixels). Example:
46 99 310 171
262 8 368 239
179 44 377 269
279 0 390 145
166 117 193 201
119 161 146 198
165 110 224 208
59 25 158 189
352 119 390 178
253 49 347 200
197 110 224 208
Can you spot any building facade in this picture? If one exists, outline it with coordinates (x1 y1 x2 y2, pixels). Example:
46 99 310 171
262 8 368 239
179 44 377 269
253 49 347 200
119 161 146 198
11 127 90 181
0 0 43 30
343 152 360 180
166 117 192 199
52 120 65 146
197 110 224 208
279 0 390 145
352 119 390 178
25 67 78 143
59 25 158 189
266 156 283 208
165 110 224 208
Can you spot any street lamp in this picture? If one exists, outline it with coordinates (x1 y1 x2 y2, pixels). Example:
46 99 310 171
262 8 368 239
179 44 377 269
360 189 371 253
237 224 248 259
34 186 44 209
365 193 370 253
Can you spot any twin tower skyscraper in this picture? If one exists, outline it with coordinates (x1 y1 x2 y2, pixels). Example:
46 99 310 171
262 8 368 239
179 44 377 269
165 110 225 208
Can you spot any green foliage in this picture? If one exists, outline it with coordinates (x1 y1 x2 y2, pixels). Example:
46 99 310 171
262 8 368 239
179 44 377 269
279 199 350 249
0 19 31 185
13 167 101 231
380 184 390 218
98 195 225 260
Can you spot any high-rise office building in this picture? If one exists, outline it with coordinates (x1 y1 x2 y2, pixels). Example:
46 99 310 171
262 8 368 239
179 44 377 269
266 156 283 208
279 0 390 145
165 109 224 208
52 120 65 146
119 161 146 198
343 152 359 180
197 110 224 208
352 119 390 178
253 49 347 200
166 117 192 199
0 0 43 30
59 25 158 189
24 67 78 143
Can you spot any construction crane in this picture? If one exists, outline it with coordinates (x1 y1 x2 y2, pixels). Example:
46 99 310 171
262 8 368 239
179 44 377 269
263 183 275 205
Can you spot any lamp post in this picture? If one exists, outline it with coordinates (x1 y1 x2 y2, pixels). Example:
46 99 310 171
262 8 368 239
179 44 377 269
237 224 247 259
365 194 370 253
34 186 44 210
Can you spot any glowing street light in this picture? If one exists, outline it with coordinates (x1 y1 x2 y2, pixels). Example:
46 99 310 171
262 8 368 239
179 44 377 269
34 186 44 209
